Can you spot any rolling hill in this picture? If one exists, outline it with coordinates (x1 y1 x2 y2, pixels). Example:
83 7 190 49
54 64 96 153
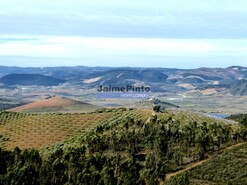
0 110 120 150
80 68 169 92
0 108 243 184
8 96 100 113
229 79 247 96
0 66 247 96
0 74 65 86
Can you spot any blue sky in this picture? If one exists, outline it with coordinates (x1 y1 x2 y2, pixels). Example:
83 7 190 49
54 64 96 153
0 0 247 68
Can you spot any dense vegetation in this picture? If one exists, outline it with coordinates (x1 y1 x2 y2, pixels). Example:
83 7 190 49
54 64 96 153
186 115 247 184
188 143 247 185
227 113 247 122
0 109 246 184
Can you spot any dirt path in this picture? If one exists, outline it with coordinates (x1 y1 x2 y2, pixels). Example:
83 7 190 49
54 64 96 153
165 142 246 181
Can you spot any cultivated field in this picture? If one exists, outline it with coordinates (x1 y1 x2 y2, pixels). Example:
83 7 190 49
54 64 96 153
0 109 237 151
0 111 121 150
9 96 100 113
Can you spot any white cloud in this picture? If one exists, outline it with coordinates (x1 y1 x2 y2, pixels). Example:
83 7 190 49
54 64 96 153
1 36 247 59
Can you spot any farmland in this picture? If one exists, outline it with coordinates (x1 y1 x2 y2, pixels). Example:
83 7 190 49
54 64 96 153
0 109 235 150
9 96 100 113
0 110 120 150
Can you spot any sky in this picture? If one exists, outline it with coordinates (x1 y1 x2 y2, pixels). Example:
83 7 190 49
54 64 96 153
0 0 247 68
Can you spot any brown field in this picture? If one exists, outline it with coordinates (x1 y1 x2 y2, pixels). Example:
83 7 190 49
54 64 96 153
8 96 99 113
201 88 217 95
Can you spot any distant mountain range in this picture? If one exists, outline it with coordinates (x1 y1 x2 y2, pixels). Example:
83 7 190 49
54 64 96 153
0 65 246 95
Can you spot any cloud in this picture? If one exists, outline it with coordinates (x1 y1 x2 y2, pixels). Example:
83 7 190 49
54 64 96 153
0 1 247 38
0 1 247 67
1 35 247 63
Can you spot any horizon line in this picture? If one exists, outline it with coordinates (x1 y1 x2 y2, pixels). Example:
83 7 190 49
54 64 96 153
0 65 245 70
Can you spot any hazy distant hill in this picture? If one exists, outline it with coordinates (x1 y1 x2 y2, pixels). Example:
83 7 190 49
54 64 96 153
0 66 112 79
229 79 247 96
0 74 65 86
79 66 247 87
81 69 168 85
79 68 170 92
0 65 247 95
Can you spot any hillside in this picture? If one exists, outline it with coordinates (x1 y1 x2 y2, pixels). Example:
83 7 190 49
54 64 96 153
187 142 247 184
229 79 247 96
8 96 100 113
0 74 65 86
0 66 247 97
0 108 245 184
136 98 179 110
84 68 168 84
0 110 121 150
80 68 169 92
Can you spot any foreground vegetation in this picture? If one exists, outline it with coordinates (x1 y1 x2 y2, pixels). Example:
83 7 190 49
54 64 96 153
188 142 247 185
0 109 246 184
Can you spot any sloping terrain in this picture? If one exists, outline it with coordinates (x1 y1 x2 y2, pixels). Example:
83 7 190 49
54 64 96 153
166 142 246 182
0 108 244 184
0 74 65 86
0 110 120 150
8 96 100 113
0 98 26 110
187 142 247 185
80 68 169 92
0 66 247 97
229 79 247 96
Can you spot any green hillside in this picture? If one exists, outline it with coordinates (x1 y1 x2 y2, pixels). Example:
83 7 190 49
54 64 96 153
188 142 247 185
0 109 246 184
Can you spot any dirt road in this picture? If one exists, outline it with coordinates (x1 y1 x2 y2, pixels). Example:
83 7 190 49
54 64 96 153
165 142 246 181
